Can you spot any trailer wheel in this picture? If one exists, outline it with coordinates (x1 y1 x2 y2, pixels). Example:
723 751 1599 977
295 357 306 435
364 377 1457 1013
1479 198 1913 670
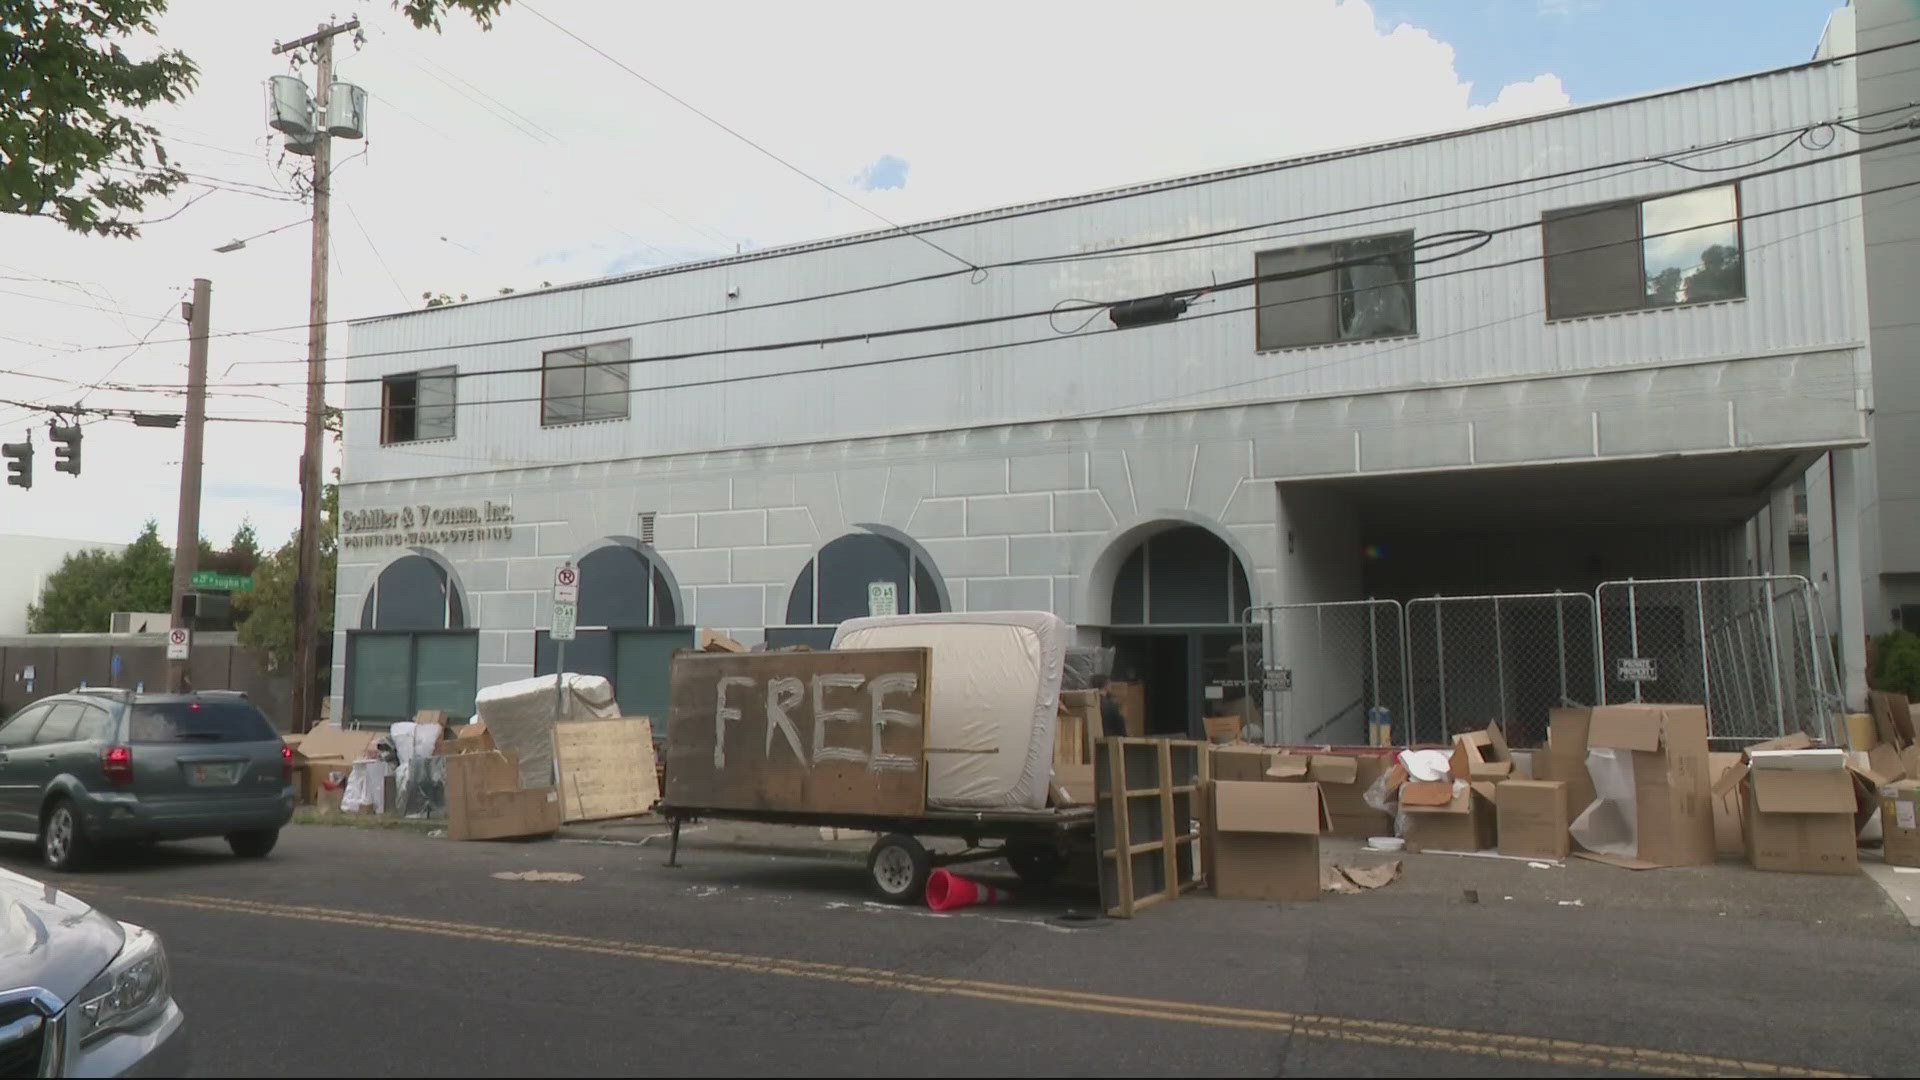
1005 841 1066 886
867 833 932 903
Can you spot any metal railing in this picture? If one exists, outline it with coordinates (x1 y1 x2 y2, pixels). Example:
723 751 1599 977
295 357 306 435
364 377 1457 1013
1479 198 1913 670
1242 600 1408 746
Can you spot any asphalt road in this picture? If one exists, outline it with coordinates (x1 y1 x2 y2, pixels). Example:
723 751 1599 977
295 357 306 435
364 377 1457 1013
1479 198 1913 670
8 824 1917 1078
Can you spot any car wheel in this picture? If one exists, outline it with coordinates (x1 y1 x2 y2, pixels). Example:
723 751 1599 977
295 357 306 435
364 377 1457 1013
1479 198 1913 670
41 798 92 872
866 833 932 903
228 828 279 859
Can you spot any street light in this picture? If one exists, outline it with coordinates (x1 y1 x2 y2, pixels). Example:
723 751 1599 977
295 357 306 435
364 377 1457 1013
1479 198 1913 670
213 217 311 254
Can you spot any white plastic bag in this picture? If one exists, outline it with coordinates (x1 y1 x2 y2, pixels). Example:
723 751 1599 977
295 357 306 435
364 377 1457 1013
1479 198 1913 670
339 759 390 814
1568 747 1638 858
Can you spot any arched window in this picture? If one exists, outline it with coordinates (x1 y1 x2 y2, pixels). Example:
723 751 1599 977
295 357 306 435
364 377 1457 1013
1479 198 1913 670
534 542 686 733
770 532 945 650
348 551 478 724
1110 525 1251 625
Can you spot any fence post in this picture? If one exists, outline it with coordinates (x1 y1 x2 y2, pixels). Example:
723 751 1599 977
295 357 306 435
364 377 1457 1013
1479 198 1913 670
1493 596 1508 726
1554 592 1569 707
1763 578 1787 737
1695 579 1715 730
1627 579 1642 703
1433 600 1447 744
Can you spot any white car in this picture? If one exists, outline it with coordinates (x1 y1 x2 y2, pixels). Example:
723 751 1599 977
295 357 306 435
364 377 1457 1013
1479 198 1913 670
0 866 187 1077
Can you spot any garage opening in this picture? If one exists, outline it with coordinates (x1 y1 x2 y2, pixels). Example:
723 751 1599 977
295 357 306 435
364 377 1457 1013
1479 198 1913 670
1104 525 1254 739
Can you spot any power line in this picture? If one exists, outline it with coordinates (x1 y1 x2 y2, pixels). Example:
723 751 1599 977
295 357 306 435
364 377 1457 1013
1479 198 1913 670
107 129 1920 395
517 1 979 273
59 101 1911 365
161 173 1919 427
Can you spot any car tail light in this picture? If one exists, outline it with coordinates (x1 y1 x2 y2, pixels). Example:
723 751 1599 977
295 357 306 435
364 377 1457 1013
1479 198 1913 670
281 743 294 781
102 744 133 784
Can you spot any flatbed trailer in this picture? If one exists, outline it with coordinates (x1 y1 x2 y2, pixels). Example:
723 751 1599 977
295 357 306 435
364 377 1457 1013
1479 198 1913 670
656 802 1097 902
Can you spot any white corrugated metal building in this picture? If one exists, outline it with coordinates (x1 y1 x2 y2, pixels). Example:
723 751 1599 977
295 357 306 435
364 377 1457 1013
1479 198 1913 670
330 10 1920 744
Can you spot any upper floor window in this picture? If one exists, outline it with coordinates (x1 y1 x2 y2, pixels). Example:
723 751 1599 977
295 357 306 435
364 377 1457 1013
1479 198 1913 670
1543 184 1744 320
542 340 630 426
381 366 456 444
1255 231 1415 351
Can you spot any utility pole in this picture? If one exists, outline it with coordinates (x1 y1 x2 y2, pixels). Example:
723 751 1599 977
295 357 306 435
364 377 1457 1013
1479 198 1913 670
275 18 357 733
168 277 211 693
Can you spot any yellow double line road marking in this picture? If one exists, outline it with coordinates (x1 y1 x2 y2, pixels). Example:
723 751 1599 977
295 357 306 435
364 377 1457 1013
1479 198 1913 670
113 890 1843 1078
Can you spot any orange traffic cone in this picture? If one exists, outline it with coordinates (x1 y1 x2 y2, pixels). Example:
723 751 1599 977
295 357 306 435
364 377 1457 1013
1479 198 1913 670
926 868 1012 911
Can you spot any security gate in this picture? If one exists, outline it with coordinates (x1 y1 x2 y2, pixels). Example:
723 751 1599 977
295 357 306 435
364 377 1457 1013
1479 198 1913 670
1242 601 1408 746
1595 575 1842 743
1405 592 1599 748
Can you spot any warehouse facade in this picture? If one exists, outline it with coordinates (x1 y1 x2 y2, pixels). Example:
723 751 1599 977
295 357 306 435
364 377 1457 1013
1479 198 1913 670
331 15 1919 741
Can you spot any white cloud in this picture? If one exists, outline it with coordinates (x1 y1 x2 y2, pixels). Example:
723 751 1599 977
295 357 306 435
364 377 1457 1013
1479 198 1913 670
0 0 1571 549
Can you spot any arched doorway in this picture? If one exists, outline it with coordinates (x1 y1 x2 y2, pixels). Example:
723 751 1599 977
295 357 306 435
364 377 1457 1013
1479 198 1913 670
770 530 947 650
347 550 478 724
1104 525 1255 738
533 541 686 732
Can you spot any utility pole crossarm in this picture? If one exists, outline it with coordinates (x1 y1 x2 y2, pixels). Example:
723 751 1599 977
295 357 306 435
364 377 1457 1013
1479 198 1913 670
272 18 359 56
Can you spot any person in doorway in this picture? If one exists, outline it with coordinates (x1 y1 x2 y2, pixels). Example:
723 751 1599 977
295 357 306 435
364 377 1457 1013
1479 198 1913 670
1090 675 1127 737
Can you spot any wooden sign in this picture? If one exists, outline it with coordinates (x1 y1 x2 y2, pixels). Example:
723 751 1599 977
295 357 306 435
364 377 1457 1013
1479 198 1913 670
552 718 660 823
664 648 931 816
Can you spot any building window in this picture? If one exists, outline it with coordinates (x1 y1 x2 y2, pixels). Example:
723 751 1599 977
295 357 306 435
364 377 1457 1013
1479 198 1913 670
776 533 944 650
541 340 630 426
1255 231 1415 351
381 367 456 444
531 543 685 736
1543 184 1744 320
347 552 477 723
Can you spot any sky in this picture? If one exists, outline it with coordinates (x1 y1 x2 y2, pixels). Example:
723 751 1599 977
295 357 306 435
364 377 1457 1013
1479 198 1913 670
0 0 1851 552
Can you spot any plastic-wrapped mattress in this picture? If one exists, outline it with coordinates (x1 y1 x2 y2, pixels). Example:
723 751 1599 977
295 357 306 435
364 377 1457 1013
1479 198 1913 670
474 673 621 789
832 611 1065 811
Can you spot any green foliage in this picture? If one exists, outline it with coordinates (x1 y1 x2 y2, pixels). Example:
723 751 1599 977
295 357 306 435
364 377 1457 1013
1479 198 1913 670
27 520 174 632
233 481 337 672
0 0 196 236
1873 629 1920 701
396 0 512 32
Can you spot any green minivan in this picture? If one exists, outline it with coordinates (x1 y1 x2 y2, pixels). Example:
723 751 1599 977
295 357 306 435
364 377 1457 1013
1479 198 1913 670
0 689 295 870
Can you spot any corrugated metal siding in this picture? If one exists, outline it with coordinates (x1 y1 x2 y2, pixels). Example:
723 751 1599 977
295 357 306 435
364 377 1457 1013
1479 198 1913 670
345 63 1863 485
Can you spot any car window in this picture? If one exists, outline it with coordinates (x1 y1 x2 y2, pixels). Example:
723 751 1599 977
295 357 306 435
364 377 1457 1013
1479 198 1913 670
74 704 114 743
0 704 52 748
129 701 278 743
33 702 87 745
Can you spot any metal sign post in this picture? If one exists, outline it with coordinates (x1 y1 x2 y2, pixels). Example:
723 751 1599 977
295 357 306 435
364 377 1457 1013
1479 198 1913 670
166 627 191 661
552 563 579 721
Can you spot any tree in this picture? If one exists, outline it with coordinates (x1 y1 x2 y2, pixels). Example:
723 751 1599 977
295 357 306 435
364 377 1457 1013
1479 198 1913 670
1873 629 1920 701
1 1 506 238
27 520 174 631
234 479 336 672
1684 244 1744 304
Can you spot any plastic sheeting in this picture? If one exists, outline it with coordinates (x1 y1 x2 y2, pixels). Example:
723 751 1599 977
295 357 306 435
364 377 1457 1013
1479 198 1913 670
340 759 391 813
474 674 622 790
391 720 445 818
833 611 1065 811
1569 747 1640 859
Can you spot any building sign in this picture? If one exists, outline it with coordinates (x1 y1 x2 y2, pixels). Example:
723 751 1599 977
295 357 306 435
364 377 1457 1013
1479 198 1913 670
341 499 515 550
867 581 898 618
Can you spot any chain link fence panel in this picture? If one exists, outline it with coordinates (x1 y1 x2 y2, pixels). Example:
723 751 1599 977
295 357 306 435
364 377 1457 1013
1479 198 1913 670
1242 601 1408 747
1404 593 1598 748
1595 575 1841 743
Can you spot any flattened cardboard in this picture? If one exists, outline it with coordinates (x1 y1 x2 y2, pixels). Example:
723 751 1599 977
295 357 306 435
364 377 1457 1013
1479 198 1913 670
1308 754 1359 785
1868 690 1915 750
1744 732 1815 753
1497 780 1570 859
1449 723 1514 780
1881 780 1920 868
1545 707 1597 824
1208 780 1328 901
1051 763 1096 806
1865 743 1907 785
1211 744 1276 782
1708 752 1746 857
1748 748 1849 771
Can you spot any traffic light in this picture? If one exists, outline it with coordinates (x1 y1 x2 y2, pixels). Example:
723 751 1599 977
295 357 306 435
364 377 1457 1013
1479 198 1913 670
49 423 80 476
2 437 30 490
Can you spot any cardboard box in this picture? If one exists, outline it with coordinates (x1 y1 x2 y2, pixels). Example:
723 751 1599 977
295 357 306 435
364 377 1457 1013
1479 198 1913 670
1717 757 1860 874
1579 703 1713 868
1449 723 1513 780
1262 752 1391 838
1203 716 1243 744
1708 751 1746 857
1403 782 1496 852
1868 690 1916 751
1208 780 1329 901
1050 763 1095 807
1210 744 1276 782
1109 680 1146 738
445 750 563 841
1543 707 1597 826
699 628 746 653
1881 780 1920 868
1055 691 1098 765
440 721 498 755
1497 780 1569 859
